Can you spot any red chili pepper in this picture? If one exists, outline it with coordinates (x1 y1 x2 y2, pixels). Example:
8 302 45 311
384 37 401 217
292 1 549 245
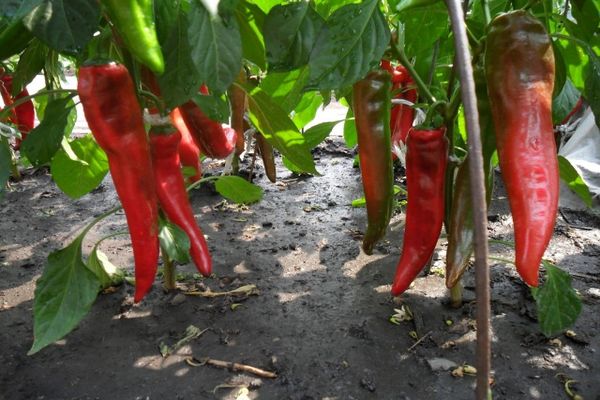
380 60 416 151
78 62 160 302
170 108 202 183
140 67 203 183
0 74 34 150
149 125 212 276
391 127 448 296
485 11 558 286
179 100 237 159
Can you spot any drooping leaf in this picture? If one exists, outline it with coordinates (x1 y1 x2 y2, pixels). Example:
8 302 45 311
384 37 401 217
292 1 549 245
306 0 390 90
292 92 322 129
12 38 48 94
245 0 280 14
159 220 191 265
50 135 109 199
242 84 318 175
343 107 357 148
87 248 124 289
552 79 580 124
214 175 263 204
188 1 242 93
235 0 266 70
558 155 593 208
264 2 324 71
531 262 582 337
21 94 77 166
156 3 203 108
191 92 230 123
29 235 100 354
22 0 100 55
281 120 340 171
259 67 310 113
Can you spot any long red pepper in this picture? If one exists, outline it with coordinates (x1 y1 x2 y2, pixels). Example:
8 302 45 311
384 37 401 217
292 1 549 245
485 11 558 286
353 70 394 255
149 125 212 276
391 127 448 296
78 62 160 302
170 108 202 183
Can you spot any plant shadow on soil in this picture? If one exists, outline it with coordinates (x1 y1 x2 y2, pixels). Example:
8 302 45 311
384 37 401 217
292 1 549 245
1 136 599 400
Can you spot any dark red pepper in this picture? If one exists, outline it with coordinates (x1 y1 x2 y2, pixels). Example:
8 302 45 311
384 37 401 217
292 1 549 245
149 125 212 276
78 62 160 302
170 108 202 183
391 127 448 296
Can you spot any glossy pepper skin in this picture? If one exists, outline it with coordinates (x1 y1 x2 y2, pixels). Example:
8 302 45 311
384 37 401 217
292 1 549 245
77 62 160 302
445 66 496 288
0 18 33 61
170 108 202 183
101 0 165 74
391 127 448 296
485 11 557 287
380 60 416 148
149 125 212 276
0 74 35 150
179 99 237 159
353 70 394 255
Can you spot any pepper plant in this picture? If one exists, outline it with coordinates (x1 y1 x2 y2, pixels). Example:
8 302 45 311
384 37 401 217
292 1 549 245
0 0 598 397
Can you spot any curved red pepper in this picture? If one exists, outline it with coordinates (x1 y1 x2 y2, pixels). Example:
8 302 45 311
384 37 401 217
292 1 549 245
179 100 237 159
78 62 160 302
391 127 447 296
170 108 202 183
380 60 416 151
0 74 34 150
149 126 212 276
485 11 558 286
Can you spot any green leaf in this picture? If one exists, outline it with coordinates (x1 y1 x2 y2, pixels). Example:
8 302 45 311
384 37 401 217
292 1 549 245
245 0 281 14
264 2 324 71
307 0 390 90
343 107 357 148
12 38 48 94
583 51 600 125
235 1 266 70
191 92 230 123
159 220 191 265
243 84 318 175
29 234 100 354
0 137 11 198
569 0 599 43
292 92 322 129
156 4 203 108
50 135 109 199
259 67 310 113
21 94 76 166
281 119 340 171
87 248 123 289
531 262 582 337
214 175 263 204
22 0 100 55
558 155 593 208
188 1 242 93
556 34 587 90
552 79 580 124
312 0 360 19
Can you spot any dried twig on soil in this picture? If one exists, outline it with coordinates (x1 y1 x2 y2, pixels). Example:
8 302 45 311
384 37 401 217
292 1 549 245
407 331 432 351
185 356 277 379
159 325 210 357
184 284 259 298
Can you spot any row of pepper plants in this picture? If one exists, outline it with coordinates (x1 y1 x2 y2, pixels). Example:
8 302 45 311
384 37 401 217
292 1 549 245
0 0 597 371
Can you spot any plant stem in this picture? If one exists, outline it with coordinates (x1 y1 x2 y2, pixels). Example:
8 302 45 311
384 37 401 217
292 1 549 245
10 159 21 181
81 206 121 238
449 280 463 308
162 249 176 291
446 1 491 399
391 38 438 104
481 0 491 26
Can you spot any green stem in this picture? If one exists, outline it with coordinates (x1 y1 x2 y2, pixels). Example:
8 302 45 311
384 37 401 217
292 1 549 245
162 249 176 290
186 175 220 192
390 34 438 104
423 100 447 127
0 89 78 120
139 89 167 117
488 256 515 265
481 0 491 26
449 280 463 308
80 206 122 239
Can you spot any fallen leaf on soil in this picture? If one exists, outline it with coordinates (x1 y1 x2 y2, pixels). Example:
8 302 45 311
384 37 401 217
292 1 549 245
159 325 209 357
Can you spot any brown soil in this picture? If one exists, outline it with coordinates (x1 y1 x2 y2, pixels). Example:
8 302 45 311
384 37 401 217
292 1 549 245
1 134 599 400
